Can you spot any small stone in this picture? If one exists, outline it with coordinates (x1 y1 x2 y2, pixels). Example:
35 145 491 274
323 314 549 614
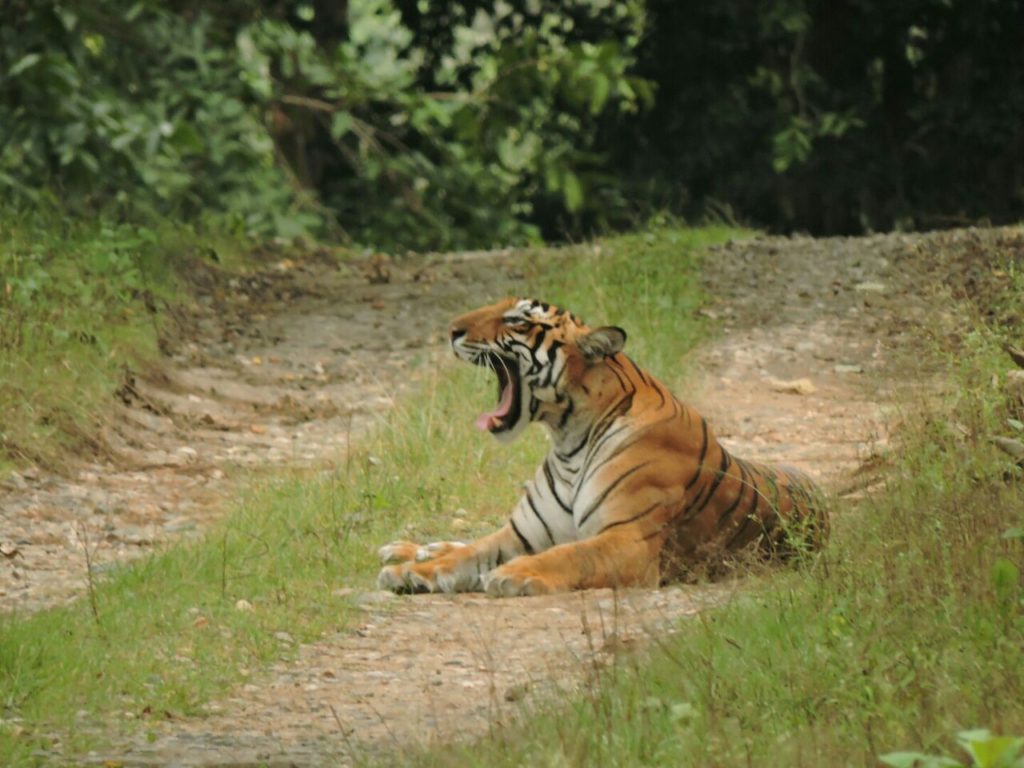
834 363 864 374
767 377 817 395
853 281 887 293
1006 370 1024 398
175 446 198 464
273 631 294 644
504 682 531 702
162 517 196 533
234 599 254 612
354 590 397 606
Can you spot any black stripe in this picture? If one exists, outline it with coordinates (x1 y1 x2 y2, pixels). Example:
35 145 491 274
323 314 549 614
626 355 652 386
542 341 564 385
606 359 629 390
544 460 572 513
715 458 749 529
579 420 667 487
725 469 767 549
684 418 710 490
598 501 660 535
525 489 555 545
652 381 666 409
684 449 731 519
510 519 535 555
557 398 575 430
578 460 655 528
528 329 547 373
557 432 589 460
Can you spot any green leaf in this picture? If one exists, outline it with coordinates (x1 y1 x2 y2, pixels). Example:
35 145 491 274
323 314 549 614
1002 527 1024 541
8 53 42 78
562 170 583 213
1008 418 1024 432
330 111 354 140
589 74 610 115
957 730 1024 768
991 558 1020 597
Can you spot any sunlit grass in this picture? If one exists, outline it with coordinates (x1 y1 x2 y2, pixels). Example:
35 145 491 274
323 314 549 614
401 270 1024 768
0 207 254 472
0 222 741 764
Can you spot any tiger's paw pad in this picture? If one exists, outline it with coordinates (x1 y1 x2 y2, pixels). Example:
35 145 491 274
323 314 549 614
377 540 468 565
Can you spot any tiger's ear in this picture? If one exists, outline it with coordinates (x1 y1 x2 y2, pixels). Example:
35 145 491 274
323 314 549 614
577 326 627 362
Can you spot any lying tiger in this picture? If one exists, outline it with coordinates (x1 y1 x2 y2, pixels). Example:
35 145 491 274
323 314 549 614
378 297 828 597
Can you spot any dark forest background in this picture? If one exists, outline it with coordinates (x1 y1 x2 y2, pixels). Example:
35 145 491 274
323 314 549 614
3 0 1023 249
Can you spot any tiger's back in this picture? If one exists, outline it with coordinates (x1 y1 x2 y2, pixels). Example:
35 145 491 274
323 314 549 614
566 351 828 582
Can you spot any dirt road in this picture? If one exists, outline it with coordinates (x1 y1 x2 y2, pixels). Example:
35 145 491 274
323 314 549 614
5 226 1017 765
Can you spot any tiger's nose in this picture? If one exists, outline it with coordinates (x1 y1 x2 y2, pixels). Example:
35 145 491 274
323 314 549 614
450 327 467 343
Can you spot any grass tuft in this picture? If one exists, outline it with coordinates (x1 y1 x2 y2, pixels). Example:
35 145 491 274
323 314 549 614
0 221 739 764
401 251 1024 768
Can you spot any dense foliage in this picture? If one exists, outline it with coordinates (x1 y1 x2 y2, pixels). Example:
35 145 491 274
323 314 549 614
0 0 648 249
2 0 1022 245
622 0 1024 233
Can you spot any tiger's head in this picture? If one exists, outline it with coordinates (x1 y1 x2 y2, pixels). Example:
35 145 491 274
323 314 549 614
449 297 627 441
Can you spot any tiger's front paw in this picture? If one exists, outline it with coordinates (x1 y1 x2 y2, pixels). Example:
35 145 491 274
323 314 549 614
482 563 557 597
377 560 477 594
377 562 435 593
377 540 468 565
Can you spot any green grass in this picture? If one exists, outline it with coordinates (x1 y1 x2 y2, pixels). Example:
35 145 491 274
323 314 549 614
0 222 740 764
0 207 254 473
398 259 1024 766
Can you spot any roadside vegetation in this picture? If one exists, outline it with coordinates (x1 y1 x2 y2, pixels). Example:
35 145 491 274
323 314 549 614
0 224 735 764
401 253 1024 767
4 2 1023 766
0 208 254 473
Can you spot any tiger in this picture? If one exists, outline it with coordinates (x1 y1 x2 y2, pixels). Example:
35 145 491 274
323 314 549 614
377 297 828 597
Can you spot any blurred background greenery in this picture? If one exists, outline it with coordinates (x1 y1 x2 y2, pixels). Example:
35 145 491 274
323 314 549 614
2 0 1022 250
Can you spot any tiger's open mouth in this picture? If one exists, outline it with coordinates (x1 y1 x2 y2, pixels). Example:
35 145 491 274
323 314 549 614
474 353 521 433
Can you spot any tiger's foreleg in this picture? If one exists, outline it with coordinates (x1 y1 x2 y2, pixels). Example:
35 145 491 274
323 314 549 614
377 540 468 565
482 522 667 597
376 524 526 594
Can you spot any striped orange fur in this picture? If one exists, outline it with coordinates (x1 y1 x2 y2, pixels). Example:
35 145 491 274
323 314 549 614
378 298 828 596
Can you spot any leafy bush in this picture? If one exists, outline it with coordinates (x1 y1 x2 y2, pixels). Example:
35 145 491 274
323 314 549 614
616 0 1024 233
1 0 649 248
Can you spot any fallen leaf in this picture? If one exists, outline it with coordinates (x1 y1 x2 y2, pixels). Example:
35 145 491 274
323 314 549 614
250 424 266 434
991 436 1024 464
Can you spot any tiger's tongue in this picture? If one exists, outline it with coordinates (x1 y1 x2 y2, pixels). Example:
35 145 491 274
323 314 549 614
475 380 514 432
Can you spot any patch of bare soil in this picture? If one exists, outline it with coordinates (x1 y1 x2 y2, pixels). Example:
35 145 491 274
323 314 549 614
0 248 530 613
7 227 1022 766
